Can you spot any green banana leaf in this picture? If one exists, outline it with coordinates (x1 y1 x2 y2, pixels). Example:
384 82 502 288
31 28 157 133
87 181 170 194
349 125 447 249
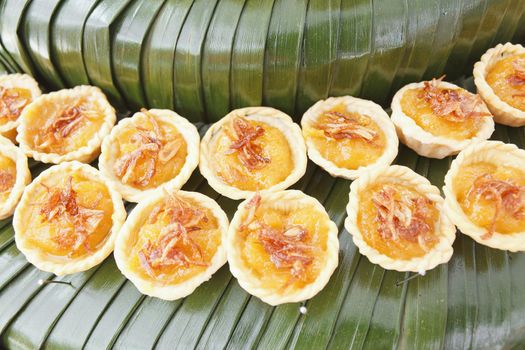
50 0 99 87
20 0 65 90
1 1 525 349
0 0 37 76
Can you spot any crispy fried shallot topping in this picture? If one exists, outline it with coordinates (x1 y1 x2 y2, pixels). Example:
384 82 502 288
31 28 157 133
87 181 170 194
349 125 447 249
467 173 525 239
38 177 104 254
420 76 490 122
36 100 98 149
372 186 435 251
225 116 270 171
507 58 525 87
114 109 183 186
0 87 28 122
317 111 377 142
0 170 14 192
139 192 210 276
241 193 315 284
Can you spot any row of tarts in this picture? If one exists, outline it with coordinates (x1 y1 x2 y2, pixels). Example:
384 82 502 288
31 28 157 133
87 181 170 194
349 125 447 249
0 43 523 305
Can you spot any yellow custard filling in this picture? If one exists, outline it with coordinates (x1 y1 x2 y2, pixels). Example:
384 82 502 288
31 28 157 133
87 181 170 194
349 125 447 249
453 161 525 236
113 114 188 190
303 104 386 170
0 154 16 202
357 182 440 260
23 173 114 259
237 195 329 291
24 96 105 155
209 117 294 191
0 86 32 126
400 82 487 140
486 53 525 111
128 194 221 285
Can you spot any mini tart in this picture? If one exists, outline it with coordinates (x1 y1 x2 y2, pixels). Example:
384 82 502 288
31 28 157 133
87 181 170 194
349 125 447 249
443 141 525 251
200 107 307 200
391 77 494 159
14 161 126 275
17 85 116 164
345 165 455 273
0 74 41 142
99 109 199 202
473 43 525 127
0 136 31 219
301 96 398 179
227 190 339 305
114 189 228 300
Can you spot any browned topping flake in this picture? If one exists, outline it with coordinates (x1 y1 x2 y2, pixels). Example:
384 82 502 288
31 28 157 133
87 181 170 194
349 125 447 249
0 170 14 192
0 86 28 122
241 193 316 286
226 116 270 171
372 186 435 250
114 109 183 186
420 76 490 122
36 101 98 149
139 191 210 276
317 111 377 142
467 173 525 239
508 58 525 87
39 177 104 254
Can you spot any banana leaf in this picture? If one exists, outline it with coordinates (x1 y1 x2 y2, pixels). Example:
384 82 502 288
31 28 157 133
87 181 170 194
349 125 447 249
172 0 221 123
50 0 99 87
201 0 246 121
142 0 194 110
83 0 132 109
1 1 525 349
0 0 37 76
111 0 166 110
262 0 308 116
0 58 9 75
20 0 65 90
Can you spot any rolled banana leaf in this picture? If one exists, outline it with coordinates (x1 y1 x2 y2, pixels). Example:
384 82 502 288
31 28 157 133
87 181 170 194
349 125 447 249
50 0 99 87
0 0 37 76
0 1 525 349
20 0 65 90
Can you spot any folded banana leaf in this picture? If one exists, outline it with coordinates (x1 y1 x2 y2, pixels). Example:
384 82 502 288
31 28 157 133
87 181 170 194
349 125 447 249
50 0 99 87
1 1 525 349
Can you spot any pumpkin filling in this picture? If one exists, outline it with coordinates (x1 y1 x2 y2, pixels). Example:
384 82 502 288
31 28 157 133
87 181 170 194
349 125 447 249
128 192 221 284
0 86 32 127
23 173 114 259
303 104 387 170
209 116 294 191
357 183 440 260
453 162 525 237
25 97 105 154
0 154 16 202
400 77 490 139
486 53 525 111
113 110 188 190
237 194 329 291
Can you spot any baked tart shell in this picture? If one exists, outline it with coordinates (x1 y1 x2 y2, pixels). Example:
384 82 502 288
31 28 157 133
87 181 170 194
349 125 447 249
0 73 41 137
301 96 398 179
14 161 126 275
391 81 494 159
17 85 116 164
226 190 339 305
443 140 525 251
473 42 525 127
114 190 229 300
0 136 31 220
99 109 200 203
345 165 456 273
200 107 307 200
